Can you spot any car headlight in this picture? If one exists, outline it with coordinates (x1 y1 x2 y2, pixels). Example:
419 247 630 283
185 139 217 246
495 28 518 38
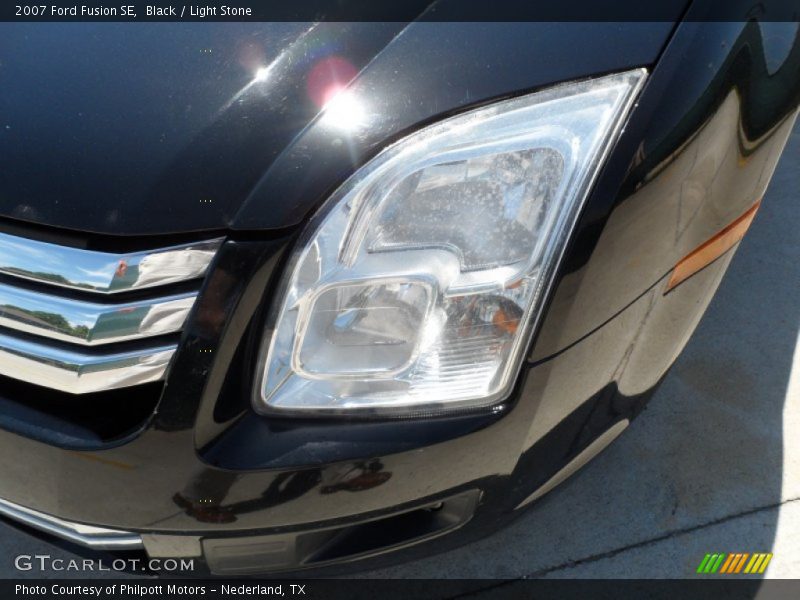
255 69 646 417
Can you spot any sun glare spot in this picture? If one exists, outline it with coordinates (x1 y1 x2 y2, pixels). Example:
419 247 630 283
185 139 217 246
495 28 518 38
320 90 367 132
253 66 272 83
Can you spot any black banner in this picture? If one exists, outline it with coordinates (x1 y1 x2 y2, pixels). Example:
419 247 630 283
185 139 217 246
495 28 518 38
6 580 800 600
1 0 799 22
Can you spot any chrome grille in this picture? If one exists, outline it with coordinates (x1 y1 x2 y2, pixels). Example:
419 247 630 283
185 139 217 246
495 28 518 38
0 234 222 394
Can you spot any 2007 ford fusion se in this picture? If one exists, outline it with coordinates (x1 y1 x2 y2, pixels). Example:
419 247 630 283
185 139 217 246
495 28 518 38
0 3 798 576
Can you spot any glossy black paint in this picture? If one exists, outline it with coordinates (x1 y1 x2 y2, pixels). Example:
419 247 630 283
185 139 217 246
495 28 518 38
0 21 674 236
0 8 798 575
532 17 800 361
233 21 677 232
0 22 410 236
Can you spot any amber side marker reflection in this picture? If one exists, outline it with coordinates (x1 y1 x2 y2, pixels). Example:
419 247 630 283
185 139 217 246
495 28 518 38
666 200 762 293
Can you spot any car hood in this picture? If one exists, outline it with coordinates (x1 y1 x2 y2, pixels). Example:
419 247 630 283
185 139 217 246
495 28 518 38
0 20 678 236
0 22 410 236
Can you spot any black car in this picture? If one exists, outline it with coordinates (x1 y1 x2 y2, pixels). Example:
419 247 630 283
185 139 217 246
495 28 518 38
0 3 798 576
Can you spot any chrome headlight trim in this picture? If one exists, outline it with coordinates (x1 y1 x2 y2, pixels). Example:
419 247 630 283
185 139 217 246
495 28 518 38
255 69 647 417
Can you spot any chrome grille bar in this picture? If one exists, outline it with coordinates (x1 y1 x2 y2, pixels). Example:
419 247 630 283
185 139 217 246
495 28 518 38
0 233 222 294
0 331 176 394
0 232 222 393
0 284 196 346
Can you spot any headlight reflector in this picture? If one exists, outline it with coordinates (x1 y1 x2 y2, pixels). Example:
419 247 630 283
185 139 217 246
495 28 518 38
256 69 646 416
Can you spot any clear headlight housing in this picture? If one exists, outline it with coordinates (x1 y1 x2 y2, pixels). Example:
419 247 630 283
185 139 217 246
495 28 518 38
255 69 646 416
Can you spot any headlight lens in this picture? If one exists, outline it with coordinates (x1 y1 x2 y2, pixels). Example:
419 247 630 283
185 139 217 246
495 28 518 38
256 69 646 416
